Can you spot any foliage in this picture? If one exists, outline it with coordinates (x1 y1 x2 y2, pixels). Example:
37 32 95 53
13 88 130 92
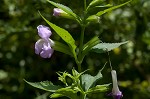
0 0 150 99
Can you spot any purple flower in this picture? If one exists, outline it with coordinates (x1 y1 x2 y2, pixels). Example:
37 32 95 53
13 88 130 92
53 8 65 16
109 70 123 99
37 25 52 39
53 8 74 19
35 25 54 58
35 39 54 58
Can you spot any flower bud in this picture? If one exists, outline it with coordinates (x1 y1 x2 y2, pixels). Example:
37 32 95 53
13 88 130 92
53 8 74 19
108 70 123 99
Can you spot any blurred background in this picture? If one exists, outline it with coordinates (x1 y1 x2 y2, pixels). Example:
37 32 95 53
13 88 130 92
0 0 150 99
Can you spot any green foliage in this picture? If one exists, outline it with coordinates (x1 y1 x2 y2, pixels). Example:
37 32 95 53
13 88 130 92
82 36 100 57
96 0 132 16
40 13 77 59
50 86 79 99
52 41 73 56
24 80 62 92
92 41 128 53
81 69 102 91
25 68 109 99
1 0 150 99
86 84 110 94
47 0 81 23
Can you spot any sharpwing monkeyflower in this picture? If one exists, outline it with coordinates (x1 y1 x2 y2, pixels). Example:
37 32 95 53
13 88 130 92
35 25 54 58
53 8 74 19
109 70 123 99
53 8 66 16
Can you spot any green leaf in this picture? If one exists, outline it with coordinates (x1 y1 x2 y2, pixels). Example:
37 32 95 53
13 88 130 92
39 12 77 58
47 0 80 22
81 69 102 91
86 84 110 94
95 4 113 8
50 93 64 98
53 41 73 56
72 68 88 78
57 71 73 86
92 41 128 53
24 80 62 92
87 0 104 10
96 0 131 16
82 36 100 56
50 87 79 99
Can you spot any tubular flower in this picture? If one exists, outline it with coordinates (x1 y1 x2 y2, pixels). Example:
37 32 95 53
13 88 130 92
109 70 123 99
53 8 66 16
53 8 74 19
35 25 54 58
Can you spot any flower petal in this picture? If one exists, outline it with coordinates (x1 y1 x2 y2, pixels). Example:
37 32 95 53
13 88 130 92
53 8 64 16
35 39 54 58
40 43 54 58
35 39 45 54
111 70 123 99
37 25 52 39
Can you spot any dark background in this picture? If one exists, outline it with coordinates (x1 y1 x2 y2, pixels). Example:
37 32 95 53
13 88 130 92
0 0 150 99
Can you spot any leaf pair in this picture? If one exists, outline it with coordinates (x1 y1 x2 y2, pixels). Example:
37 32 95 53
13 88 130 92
86 0 132 22
24 68 110 99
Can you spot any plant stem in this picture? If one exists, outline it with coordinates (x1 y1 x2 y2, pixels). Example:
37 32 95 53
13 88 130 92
77 0 87 73
80 93 86 99
78 25 85 72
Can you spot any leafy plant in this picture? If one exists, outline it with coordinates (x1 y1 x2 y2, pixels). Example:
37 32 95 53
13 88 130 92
25 0 131 99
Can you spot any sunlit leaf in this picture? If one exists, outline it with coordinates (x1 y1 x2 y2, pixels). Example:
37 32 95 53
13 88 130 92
96 0 131 16
53 41 73 56
82 36 100 56
24 80 62 92
39 12 77 58
86 84 110 94
50 87 79 99
81 69 102 91
47 0 80 22
92 41 128 53
87 0 104 10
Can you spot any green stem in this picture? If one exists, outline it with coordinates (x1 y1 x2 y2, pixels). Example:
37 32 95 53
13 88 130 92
80 93 86 99
78 25 86 72
77 0 87 73
77 63 82 73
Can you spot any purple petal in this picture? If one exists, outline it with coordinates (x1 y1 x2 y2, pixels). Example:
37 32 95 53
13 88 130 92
108 70 123 99
35 39 44 54
37 25 52 39
35 39 54 58
40 43 54 58
113 94 123 99
53 8 63 16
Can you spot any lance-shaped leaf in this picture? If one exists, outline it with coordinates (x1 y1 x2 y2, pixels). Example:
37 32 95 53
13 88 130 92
86 84 110 94
95 4 113 8
81 69 103 91
47 0 80 22
87 0 104 10
96 0 131 16
52 41 73 56
24 80 62 92
82 36 100 56
92 41 128 53
50 86 79 99
39 13 77 58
